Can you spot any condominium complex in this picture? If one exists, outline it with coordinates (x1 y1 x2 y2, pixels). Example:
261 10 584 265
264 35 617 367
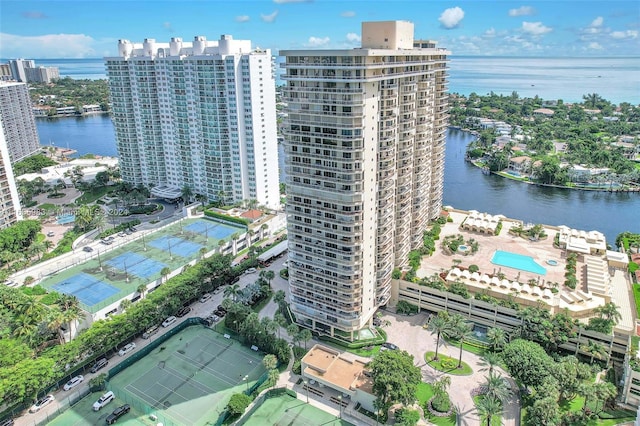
281 21 449 339
105 35 279 209
0 128 22 229
24 66 60 83
8 59 35 83
0 81 41 162
4 59 59 83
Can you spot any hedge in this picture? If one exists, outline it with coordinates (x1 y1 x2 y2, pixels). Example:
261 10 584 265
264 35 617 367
204 210 250 226
98 219 141 239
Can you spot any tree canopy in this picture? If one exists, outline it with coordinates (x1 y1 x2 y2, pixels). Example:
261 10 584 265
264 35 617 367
369 349 422 413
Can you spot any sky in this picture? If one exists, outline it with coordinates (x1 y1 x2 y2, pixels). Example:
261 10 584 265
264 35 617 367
0 0 638 58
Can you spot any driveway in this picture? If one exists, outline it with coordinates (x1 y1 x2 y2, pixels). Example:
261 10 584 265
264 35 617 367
380 311 520 426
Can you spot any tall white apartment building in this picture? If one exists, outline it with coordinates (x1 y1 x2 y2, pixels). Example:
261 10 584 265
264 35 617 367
0 128 22 229
8 59 35 83
281 21 449 339
105 35 279 209
25 66 60 83
0 82 41 162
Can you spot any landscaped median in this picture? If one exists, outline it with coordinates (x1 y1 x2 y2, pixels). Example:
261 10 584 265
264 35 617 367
424 352 473 376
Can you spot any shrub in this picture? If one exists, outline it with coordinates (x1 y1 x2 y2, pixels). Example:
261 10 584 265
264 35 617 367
204 210 250 226
431 393 451 413
392 268 402 279
226 393 252 416
396 300 419 315
468 264 479 273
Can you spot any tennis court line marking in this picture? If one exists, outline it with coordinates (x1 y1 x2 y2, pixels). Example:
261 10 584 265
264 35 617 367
162 364 218 393
172 351 238 386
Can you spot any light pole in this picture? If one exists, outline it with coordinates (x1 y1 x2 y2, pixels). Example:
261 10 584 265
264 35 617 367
303 379 309 403
338 395 342 419
243 375 249 391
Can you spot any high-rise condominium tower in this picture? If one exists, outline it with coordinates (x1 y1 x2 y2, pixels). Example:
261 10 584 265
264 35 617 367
0 81 41 163
105 35 279 208
0 128 22 229
282 21 449 339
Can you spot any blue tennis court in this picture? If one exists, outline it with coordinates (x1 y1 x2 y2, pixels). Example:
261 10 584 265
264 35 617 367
52 273 120 306
106 252 167 279
185 221 238 240
149 236 204 258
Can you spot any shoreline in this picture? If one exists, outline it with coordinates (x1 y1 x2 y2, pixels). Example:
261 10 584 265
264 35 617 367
452 126 639 195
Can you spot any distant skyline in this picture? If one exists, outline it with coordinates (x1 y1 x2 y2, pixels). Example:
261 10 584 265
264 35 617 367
0 1 638 58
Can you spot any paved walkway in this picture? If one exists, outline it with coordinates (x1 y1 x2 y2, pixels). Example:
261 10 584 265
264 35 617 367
380 310 520 426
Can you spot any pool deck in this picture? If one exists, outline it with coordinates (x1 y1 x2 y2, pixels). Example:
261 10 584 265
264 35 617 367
418 211 566 287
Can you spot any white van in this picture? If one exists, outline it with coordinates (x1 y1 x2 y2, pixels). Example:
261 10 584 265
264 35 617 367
161 316 177 328
93 391 115 411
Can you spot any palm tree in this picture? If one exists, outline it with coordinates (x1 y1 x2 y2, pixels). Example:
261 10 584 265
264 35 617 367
262 354 278 370
595 302 622 324
483 371 511 403
273 313 287 338
486 327 507 352
260 270 275 288
446 314 474 369
46 307 67 344
119 298 132 312
428 311 450 361
224 283 242 302
479 352 501 374
583 93 603 109
581 340 607 364
62 305 83 341
475 395 504 426
136 283 148 299
181 184 193 204
160 267 171 283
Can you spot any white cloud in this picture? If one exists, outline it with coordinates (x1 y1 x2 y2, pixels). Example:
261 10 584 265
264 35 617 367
521 21 552 36
438 7 464 29
588 42 603 50
484 28 496 37
610 30 638 39
346 32 361 43
590 16 604 28
341 11 356 18
260 11 278 23
508 6 535 17
163 22 174 33
306 36 330 47
0 33 114 58
235 15 250 23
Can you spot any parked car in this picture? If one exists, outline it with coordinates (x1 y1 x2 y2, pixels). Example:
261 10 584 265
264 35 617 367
83 246 94 252
0 417 14 426
380 342 399 351
29 395 54 413
63 375 84 391
245 267 257 274
118 343 136 357
90 358 109 373
199 293 212 303
216 305 227 313
213 310 226 318
106 404 130 424
46 231 55 237
372 317 381 326
176 306 191 317
162 316 177 327
93 391 115 411
142 325 160 339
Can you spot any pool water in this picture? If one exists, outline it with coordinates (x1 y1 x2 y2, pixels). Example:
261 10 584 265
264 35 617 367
57 214 75 224
491 250 547 275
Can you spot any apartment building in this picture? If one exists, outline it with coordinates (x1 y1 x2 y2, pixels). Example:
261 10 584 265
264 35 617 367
0 127 22 229
105 35 279 209
0 81 41 162
281 21 449 339
24 66 60 83
8 59 35 83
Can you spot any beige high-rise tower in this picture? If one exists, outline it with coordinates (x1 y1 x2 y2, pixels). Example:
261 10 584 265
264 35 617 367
281 21 449 340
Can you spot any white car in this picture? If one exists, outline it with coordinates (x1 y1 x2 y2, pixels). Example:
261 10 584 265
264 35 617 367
162 316 177 328
63 375 84 391
29 394 54 413
199 293 212 303
93 391 115 411
118 342 136 356
245 267 257 274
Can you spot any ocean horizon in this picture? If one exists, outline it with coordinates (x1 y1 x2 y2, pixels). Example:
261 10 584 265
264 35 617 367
9 56 639 104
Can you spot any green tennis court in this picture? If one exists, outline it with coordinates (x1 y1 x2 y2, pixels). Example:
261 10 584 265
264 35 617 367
109 326 266 426
239 392 353 426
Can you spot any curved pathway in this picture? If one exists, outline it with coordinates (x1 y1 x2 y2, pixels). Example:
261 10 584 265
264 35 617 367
381 311 520 426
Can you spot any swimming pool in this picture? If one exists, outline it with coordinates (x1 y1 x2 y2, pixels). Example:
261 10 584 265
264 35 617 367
491 250 547 275
57 214 75 225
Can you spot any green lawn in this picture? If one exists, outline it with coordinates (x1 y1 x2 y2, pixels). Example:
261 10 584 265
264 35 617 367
76 186 111 204
416 382 435 405
425 352 473 376
632 283 640 317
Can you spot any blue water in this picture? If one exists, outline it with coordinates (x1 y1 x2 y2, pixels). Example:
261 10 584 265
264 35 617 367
37 114 117 157
491 250 547 275
24 56 640 104
56 214 76 224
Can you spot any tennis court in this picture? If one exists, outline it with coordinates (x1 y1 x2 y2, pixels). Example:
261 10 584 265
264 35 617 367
52 273 120 306
109 326 265 426
185 221 237 240
240 392 352 426
106 252 167 280
39 217 246 313
148 235 204 258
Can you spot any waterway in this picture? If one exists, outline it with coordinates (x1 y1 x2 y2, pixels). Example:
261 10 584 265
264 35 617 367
35 115 638 244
